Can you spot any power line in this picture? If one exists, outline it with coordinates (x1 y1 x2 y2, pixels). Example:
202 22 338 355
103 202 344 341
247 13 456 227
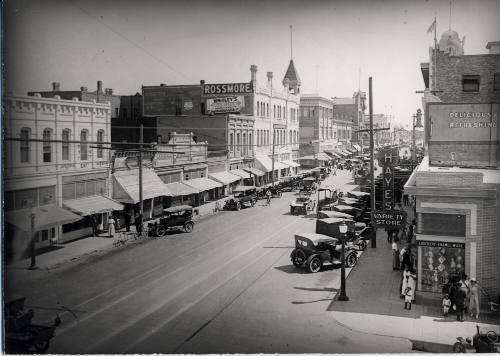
66 0 194 83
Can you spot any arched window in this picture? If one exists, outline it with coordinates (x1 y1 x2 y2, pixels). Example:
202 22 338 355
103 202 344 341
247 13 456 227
248 132 252 153
256 101 260 117
97 130 105 158
257 130 260 146
289 130 292 145
80 129 88 160
20 127 31 163
43 128 52 163
229 132 234 152
266 103 269 118
62 129 71 160
236 132 240 151
242 133 247 155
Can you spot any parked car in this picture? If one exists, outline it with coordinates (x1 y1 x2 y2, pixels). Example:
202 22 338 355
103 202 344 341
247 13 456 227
453 325 499 353
290 196 314 215
148 205 194 236
290 233 358 273
224 186 257 210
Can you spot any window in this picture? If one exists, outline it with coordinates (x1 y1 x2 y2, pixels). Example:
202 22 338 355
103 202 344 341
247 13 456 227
257 101 260 116
42 129 52 162
62 129 70 160
289 131 292 144
20 128 30 163
273 105 276 118
80 130 88 160
236 133 240 151
97 130 104 158
494 74 500 91
257 130 260 146
419 213 466 236
462 75 480 92
249 133 252 153
229 133 234 152
243 133 247 155
266 104 269 118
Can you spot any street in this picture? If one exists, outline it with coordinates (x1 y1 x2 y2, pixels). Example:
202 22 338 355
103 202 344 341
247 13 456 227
5 170 411 354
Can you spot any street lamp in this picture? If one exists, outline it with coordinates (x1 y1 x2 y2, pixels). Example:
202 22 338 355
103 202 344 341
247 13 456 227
338 221 349 301
412 109 423 162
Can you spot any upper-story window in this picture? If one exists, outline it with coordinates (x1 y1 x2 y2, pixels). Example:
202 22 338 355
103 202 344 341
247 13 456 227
462 75 480 92
494 74 500 91
43 128 52 163
80 129 89 160
256 101 260 117
236 132 241 151
97 130 105 158
242 133 247 155
273 105 276 119
20 127 31 163
229 132 234 152
266 103 269 118
62 129 71 161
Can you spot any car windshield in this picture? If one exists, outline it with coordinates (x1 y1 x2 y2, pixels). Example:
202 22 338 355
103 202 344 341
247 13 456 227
296 197 309 203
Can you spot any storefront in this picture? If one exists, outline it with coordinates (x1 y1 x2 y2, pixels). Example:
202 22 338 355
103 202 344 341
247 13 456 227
254 154 287 181
183 177 223 204
242 167 266 186
209 171 242 195
163 181 199 207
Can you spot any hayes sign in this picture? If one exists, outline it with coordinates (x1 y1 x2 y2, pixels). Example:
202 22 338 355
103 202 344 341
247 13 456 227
372 210 407 229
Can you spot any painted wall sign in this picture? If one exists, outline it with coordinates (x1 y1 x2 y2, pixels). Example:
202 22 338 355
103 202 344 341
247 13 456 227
206 96 245 114
203 83 253 95
372 210 407 229
417 240 465 249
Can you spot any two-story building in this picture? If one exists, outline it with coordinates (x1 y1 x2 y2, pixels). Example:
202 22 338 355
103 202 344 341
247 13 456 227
4 94 123 261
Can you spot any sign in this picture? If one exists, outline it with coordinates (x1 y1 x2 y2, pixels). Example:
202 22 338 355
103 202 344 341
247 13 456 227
372 210 407 229
382 163 395 210
206 96 245 114
62 172 108 184
203 82 253 95
417 240 465 249
273 124 286 130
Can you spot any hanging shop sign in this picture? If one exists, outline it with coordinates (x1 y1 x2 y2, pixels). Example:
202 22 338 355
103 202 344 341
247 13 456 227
383 163 395 211
203 82 253 95
372 210 407 229
206 96 245 114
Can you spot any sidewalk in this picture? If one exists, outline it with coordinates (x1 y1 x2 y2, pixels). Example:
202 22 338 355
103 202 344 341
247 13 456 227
6 196 232 271
327 231 500 352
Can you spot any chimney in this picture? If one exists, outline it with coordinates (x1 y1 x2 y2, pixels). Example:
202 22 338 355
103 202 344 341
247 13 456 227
105 88 113 95
486 41 500 54
267 71 273 88
80 86 88 92
160 83 167 87
52 82 60 91
250 65 257 86
97 80 103 92
200 80 205 85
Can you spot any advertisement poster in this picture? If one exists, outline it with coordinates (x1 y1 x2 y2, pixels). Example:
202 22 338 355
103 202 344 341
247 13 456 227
206 96 245 114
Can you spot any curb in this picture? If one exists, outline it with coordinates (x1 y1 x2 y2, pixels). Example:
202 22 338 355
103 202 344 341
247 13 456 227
411 340 451 353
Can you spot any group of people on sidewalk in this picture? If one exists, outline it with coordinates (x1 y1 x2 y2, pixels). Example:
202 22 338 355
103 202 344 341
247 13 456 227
442 275 481 321
104 211 144 238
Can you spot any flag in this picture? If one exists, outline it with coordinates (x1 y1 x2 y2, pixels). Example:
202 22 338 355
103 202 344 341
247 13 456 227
427 19 436 34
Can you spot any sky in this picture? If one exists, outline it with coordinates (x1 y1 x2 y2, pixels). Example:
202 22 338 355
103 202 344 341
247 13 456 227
4 0 500 128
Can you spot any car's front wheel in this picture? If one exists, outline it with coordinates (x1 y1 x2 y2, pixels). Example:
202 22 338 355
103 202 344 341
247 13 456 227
156 226 167 237
308 256 322 273
356 240 367 251
452 342 466 353
345 252 358 267
184 222 194 233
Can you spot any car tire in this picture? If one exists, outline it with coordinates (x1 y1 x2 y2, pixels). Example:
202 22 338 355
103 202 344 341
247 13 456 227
33 340 50 353
357 240 367 251
291 249 306 267
184 222 194 233
308 256 322 273
345 252 358 268
452 342 466 353
251 199 256 207
156 226 167 237
236 202 241 211
278 192 282 197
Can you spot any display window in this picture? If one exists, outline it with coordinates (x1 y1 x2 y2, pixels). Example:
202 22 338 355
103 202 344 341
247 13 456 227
418 240 465 293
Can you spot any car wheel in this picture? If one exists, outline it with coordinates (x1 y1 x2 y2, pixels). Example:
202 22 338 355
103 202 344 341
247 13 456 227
452 342 466 353
184 222 194 233
33 341 50 353
156 226 167 237
357 240 367 251
345 252 358 268
236 202 241 210
251 199 256 207
291 249 306 267
308 256 322 273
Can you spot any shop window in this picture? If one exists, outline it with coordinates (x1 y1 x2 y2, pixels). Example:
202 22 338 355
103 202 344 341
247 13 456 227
419 213 466 237
462 75 480 92
95 179 107 195
75 182 86 198
420 242 465 293
494 74 500 91
62 129 71 160
39 186 56 205
43 128 52 163
86 181 96 196
63 216 90 233
20 127 31 163
15 188 38 209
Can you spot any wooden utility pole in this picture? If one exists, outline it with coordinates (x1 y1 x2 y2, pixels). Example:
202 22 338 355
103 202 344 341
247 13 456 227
139 124 144 215
29 206 38 270
369 77 376 248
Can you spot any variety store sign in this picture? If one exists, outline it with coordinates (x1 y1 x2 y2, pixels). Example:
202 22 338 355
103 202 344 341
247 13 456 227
372 210 407 229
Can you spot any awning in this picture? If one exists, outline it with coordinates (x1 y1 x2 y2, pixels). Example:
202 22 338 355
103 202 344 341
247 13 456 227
183 177 223 191
209 171 242 185
230 169 251 179
5 205 82 233
243 167 266 177
341 150 352 156
353 144 362 151
282 160 300 168
64 195 124 216
255 155 287 172
347 148 357 153
316 153 332 161
113 168 169 204
324 150 340 158
164 181 200 196
299 155 315 160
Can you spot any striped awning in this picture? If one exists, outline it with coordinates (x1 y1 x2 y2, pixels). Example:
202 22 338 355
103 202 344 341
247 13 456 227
209 171 242 185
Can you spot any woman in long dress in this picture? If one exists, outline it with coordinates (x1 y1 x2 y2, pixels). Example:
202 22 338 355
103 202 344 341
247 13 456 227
401 267 411 296
108 215 116 237
469 279 480 319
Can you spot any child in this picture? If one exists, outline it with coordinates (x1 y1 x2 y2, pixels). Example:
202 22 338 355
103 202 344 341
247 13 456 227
443 294 451 316
404 286 412 310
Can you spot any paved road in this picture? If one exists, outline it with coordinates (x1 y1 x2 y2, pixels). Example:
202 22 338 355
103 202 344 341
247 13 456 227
5 169 410 353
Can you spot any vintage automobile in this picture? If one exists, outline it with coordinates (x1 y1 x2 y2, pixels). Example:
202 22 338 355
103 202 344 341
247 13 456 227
148 205 195 236
332 204 370 223
290 232 358 273
316 217 370 251
4 296 61 353
278 176 299 192
224 186 257 210
290 195 314 215
453 325 499 353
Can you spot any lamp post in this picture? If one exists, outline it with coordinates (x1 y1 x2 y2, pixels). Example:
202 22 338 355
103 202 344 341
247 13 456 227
338 221 349 301
412 109 423 162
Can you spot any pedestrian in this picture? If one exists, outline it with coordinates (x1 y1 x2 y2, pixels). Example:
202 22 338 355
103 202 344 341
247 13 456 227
402 245 412 271
266 189 272 206
409 270 417 302
108 215 116 238
408 220 415 242
443 294 452 316
404 285 413 310
135 213 143 235
468 278 480 319
449 282 457 314
401 266 410 297
392 239 400 270
90 215 98 236
125 211 131 232
455 282 467 321
333 167 337 176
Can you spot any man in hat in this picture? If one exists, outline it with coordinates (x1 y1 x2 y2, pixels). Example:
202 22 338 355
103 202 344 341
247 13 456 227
454 282 467 321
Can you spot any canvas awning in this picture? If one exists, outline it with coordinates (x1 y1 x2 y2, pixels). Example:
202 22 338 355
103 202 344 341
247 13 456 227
347 148 357 153
316 153 332 161
209 171 242 185
353 144 362 151
299 155 315 160
229 169 251 179
183 177 223 191
63 195 124 216
5 205 82 233
243 167 266 177
255 155 287 172
324 150 340 158
164 181 200 196
282 160 300 168
113 168 170 204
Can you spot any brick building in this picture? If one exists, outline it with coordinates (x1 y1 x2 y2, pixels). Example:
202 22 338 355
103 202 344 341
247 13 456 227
405 30 500 304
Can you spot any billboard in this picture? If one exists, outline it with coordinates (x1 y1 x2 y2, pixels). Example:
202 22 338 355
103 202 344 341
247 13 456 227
142 86 202 117
206 96 245 114
427 102 500 167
